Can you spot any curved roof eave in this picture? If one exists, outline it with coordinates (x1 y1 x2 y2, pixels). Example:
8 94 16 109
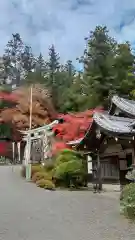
68 110 135 151
93 112 135 136
112 95 135 117
75 120 97 150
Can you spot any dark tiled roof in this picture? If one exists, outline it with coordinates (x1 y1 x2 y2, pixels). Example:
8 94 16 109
68 96 135 149
112 95 135 116
93 112 135 134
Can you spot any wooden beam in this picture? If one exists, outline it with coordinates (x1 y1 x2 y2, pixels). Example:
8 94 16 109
19 120 59 135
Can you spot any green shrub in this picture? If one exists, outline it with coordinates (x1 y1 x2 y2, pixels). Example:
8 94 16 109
120 183 135 220
43 160 54 172
59 149 82 157
21 164 43 178
32 171 52 183
126 169 135 181
53 149 86 188
54 160 84 178
55 149 81 166
31 165 43 177
36 179 55 190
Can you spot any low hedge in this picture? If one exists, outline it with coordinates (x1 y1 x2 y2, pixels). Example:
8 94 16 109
21 149 87 191
53 159 85 188
31 165 44 177
36 179 55 190
43 161 54 172
120 183 135 220
32 171 52 183
21 164 43 178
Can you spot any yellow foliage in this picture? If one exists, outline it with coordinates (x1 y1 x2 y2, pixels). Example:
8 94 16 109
32 171 52 183
36 179 55 190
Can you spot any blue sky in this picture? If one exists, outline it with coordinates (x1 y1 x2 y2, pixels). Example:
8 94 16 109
1 0 135 68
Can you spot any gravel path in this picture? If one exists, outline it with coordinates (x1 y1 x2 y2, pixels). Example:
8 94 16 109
0 166 134 240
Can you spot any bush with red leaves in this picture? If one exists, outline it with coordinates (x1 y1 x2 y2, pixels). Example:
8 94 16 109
52 108 103 155
0 91 20 157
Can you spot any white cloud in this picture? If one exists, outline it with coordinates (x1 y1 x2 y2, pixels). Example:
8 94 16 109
0 0 135 64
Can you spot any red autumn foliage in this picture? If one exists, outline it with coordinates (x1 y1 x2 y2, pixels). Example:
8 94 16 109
0 91 21 157
0 92 18 103
52 107 103 154
52 142 70 156
0 142 9 153
0 140 23 159
0 89 103 158
0 85 57 130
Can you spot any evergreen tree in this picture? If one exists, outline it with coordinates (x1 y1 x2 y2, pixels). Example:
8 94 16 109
46 45 60 108
60 71 87 112
0 57 6 85
47 44 60 84
25 53 47 85
113 42 135 96
64 60 76 87
83 26 117 107
35 53 47 78
4 33 24 87
21 45 35 73
65 60 75 77
1 27 135 114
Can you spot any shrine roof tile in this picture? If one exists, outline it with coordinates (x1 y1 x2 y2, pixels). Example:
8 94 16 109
93 112 135 134
112 95 135 116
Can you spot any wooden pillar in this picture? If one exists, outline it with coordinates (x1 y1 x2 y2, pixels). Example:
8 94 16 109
87 155 92 174
12 142 15 164
83 154 88 187
132 140 135 169
97 152 102 191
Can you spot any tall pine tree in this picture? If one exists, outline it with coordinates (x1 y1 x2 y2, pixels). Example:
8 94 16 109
4 33 24 88
21 45 35 73
113 42 135 96
35 53 47 78
25 53 47 85
47 45 60 108
64 60 75 87
83 26 116 107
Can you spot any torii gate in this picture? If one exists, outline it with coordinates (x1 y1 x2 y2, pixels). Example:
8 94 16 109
20 120 59 167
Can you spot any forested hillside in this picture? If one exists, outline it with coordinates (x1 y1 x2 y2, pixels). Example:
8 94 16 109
0 25 135 114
